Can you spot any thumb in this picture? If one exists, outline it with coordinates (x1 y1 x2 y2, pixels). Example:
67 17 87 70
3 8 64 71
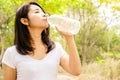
55 26 61 32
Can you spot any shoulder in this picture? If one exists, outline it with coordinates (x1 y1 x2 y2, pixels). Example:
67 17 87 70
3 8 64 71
54 42 66 56
6 45 16 52
7 45 16 51
2 45 17 69
4 45 17 56
55 42 62 48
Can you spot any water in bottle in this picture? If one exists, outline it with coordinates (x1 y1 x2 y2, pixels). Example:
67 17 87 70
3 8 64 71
47 14 80 34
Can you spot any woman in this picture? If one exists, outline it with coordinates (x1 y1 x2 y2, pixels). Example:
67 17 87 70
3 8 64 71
2 2 81 80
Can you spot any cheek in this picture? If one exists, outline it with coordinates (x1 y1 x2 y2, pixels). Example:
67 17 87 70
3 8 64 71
28 14 48 28
29 16 42 26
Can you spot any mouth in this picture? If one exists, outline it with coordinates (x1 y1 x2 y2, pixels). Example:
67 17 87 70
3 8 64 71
43 17 47 21
43 19 49 24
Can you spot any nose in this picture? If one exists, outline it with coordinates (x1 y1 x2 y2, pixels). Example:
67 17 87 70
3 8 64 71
42 13 47 17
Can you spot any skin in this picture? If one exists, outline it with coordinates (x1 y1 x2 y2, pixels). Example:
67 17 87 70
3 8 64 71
2 5 81 80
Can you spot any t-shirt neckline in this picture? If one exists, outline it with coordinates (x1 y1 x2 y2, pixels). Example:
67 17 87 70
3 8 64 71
26 47 55 61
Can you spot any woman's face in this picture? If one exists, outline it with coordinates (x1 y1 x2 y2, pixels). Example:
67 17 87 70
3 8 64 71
28 5 48 29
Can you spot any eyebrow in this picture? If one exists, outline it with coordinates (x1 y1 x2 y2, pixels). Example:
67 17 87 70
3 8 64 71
33 8 43 12
34 8 39 10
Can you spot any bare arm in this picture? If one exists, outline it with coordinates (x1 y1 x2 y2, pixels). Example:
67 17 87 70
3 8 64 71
60 36 81 76
2 64 16 80
56 27 81 76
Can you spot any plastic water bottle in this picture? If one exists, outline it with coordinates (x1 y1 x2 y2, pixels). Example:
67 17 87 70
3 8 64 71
47 14 80 34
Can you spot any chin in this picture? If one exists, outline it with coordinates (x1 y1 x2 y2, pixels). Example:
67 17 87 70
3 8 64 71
39 22 49 29
45 23 49 28
41 25 49 30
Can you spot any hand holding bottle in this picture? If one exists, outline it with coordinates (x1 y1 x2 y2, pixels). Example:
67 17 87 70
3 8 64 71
47 14 80 35
55 25 73 38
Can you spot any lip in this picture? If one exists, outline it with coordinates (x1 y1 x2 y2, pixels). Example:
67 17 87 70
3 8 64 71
42 18 48 23
43 18 47 22
43 17 47 20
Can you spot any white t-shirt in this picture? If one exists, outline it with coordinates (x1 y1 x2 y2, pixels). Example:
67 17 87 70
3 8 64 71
2 43 66 80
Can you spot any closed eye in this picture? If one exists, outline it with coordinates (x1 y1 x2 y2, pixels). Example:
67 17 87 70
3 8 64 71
35 11 40 13
34 8 43 13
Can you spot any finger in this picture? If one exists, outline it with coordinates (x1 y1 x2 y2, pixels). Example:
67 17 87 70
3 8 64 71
55 26 61 32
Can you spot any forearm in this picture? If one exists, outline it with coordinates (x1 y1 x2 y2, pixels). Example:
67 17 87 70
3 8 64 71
65 36 81 75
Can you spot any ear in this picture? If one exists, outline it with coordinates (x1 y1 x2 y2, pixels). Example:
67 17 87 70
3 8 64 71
20 18 29 25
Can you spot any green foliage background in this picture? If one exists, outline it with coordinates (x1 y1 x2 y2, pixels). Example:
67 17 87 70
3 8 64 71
0 0 120 63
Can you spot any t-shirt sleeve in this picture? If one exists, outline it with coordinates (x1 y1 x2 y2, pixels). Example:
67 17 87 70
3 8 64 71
56 42 67 58
2 47 16 69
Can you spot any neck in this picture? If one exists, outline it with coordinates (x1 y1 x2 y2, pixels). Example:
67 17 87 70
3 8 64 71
28 27 44 45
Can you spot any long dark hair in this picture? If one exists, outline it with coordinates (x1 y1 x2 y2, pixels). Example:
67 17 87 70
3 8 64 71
14 2 55 55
